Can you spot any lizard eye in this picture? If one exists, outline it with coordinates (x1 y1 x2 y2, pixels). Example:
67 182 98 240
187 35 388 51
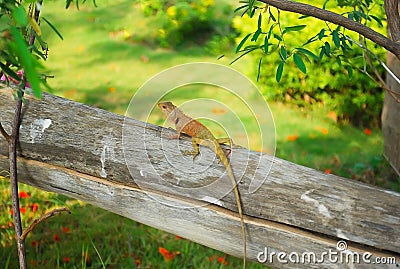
162 105 166 109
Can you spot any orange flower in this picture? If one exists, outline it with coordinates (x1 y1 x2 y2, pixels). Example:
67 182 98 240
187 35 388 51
175 235 182 240
108 86 116 93
211 107 227 115
61 226 71 233
364 128 372 135
19 191 30 198
315 126 329 135
20 207 27 214
158 247 175 262
324 169 331 174
287 134 298 141
217 256 228 265
30 203 39 212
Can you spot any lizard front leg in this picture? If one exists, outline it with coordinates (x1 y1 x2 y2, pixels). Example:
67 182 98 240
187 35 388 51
181 137 201 161
182 137 217 161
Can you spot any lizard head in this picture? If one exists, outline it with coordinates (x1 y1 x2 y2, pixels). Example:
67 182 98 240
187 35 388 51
158 101 177 121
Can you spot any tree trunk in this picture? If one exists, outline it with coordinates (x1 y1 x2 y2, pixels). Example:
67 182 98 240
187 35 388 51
382 52 400 175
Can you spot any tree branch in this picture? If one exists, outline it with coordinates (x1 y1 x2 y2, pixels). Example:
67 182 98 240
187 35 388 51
258 0 400 59
385 0 400 43
21 207 71 240
9 96 26 269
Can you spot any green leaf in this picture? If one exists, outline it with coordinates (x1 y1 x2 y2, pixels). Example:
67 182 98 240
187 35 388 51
263 35 269 53
304 34 318 45
12 6 27 26
324 42 331 55
332 30 340 47
345 65 353 78
335 56 342 66
340 36 350 50
9 26 42 98
283 25 306 35
273 33 282 41
236 33 252 53
293 53 306 74
298 15 310 19
248 0 255 16
42 17 64 40
257 57 262 81
251 28 261 42
322 0 330 9
230 46 259 64
269 8 276 22
353 10 367 20
370 15 383 27
319 46 325 60
276 61 284 82
234 4 248 15
0 62 20 82
318 29 326 40
257 12 262 29
280 46 287 60
296 47 319 60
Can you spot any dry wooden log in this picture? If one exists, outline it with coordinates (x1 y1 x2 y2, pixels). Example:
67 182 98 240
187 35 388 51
0 87 399 268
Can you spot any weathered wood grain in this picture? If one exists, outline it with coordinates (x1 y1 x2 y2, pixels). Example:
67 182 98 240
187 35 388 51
0 87 399 268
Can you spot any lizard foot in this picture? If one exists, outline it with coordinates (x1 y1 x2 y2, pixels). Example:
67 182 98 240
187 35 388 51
182 150 200 162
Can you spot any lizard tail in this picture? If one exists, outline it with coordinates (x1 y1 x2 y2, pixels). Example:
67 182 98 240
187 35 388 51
215 143 247 269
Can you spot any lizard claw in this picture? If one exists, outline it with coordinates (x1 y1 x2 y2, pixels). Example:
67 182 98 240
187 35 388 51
181 150 200 162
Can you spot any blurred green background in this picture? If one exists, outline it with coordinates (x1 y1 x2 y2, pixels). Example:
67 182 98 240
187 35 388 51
1 0 398 268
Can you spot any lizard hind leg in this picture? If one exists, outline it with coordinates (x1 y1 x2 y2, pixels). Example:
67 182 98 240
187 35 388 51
216 137 233 158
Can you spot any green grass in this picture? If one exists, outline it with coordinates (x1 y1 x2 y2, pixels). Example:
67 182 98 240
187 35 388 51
1 0 398 268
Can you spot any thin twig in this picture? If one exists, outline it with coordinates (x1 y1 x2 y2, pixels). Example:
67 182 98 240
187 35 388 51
9 2 44 268
21 207 71 240
346 36 400 103
258 0 400 58
9 96 27 268
0 122 11 142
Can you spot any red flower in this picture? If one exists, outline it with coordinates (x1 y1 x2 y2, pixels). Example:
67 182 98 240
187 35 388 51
158 247 175 262
324 169 331 174
30 203 39 212
217 256 228 265
19 191 31 198
31 240 39 247
62 257 71 263
53 234 61 242
364 128 372 135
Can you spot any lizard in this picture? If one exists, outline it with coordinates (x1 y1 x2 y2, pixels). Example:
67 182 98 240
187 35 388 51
157 101 246 268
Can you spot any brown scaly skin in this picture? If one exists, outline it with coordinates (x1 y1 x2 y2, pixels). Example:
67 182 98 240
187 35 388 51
158 101 246 269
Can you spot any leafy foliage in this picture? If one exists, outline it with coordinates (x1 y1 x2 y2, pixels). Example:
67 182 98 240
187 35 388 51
232 0 386 126
0 1 46 97
138 0 236 49
0 0 88 99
